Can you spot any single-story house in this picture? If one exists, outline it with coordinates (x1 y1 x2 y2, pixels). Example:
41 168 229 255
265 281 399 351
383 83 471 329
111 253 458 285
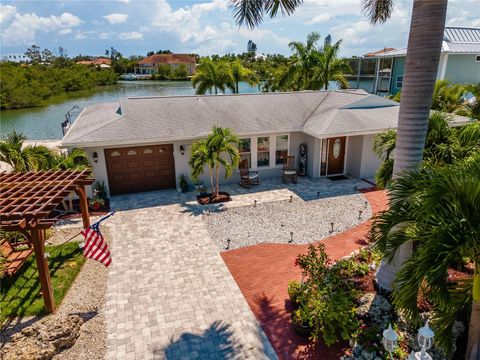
134 54 196 76
76 57 112 68
61 90 471 196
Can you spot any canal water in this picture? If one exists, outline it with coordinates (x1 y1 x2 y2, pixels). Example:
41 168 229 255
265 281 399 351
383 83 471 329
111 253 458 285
0 80 261 140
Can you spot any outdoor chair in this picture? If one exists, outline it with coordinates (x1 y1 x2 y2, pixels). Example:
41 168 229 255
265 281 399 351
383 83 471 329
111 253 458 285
282 155 298 183
239 159 260 188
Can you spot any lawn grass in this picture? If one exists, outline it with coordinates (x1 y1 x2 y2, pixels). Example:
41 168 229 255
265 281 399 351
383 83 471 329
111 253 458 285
0 242 86 321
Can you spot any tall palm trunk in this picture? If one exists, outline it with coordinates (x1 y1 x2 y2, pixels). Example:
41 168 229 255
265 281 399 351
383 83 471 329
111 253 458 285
466 262 480 360
235 81 239 94
214 85 218 95
215 165 220 196
209 166 215 195
375 0 448 292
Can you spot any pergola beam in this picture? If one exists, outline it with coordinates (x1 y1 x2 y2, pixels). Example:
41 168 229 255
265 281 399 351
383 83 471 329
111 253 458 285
0 169 95 313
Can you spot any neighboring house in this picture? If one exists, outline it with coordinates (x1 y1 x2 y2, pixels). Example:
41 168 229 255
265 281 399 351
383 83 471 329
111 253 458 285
134 54 196 76
76 57 112 68
348 26 480 95
363 48 396 57
61 90 472 196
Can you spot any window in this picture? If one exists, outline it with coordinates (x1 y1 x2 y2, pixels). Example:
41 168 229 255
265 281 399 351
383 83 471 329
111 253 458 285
238 138 251 168
275 135 289 165
476 55 480 62
257 137 270 167
396 75 403 88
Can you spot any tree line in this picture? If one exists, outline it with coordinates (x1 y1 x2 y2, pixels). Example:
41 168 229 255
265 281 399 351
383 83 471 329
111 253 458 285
191 32 350 94
0 46 118 109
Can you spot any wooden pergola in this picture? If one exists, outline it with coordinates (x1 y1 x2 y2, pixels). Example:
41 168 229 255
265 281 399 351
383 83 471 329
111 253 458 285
0 169 95 313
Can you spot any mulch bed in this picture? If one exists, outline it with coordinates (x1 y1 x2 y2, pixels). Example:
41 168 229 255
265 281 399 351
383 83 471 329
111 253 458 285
197 192 231 205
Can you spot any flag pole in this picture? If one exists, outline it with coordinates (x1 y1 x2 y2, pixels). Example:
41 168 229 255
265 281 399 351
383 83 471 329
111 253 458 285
48 211 116 254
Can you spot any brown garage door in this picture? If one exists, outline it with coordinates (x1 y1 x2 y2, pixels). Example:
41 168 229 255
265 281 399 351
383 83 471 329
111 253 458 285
105 144 175 195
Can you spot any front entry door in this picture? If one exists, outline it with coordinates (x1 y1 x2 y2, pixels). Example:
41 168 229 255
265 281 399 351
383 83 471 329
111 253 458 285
327 137 346 175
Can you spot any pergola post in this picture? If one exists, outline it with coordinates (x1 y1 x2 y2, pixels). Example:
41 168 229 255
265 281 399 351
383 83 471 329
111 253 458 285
31 228 55 313
75 185 91 229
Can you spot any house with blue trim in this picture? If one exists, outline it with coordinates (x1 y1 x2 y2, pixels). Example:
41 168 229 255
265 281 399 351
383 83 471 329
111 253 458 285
347 27 480 96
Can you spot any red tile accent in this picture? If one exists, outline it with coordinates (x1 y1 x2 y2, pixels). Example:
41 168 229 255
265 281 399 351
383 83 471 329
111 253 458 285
221 188 388 359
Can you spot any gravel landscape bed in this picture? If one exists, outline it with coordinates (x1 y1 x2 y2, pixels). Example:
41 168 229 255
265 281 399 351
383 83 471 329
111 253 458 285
205 192 372 251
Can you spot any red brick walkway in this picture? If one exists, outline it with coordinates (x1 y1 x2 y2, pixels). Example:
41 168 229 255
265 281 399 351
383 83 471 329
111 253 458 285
221 188 388 359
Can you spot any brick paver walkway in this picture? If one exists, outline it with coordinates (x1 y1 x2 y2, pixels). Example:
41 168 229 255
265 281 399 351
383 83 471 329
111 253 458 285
221 188 388 360
105 194 277 360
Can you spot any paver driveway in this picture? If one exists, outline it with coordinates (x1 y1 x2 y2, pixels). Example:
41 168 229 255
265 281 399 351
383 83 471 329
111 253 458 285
104 191 277 360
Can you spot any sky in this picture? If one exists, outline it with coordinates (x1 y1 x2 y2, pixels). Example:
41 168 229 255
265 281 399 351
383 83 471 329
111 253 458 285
1 0 479 58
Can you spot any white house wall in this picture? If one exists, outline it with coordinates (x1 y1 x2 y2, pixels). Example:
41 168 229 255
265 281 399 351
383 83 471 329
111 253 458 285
82 131 321 195
360 135 381 178
345 136 363 178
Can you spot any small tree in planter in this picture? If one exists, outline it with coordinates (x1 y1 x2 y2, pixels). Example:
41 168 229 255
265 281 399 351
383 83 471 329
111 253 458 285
189 126 239 203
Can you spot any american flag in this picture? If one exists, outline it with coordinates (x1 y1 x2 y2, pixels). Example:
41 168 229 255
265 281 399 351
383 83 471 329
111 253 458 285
81 222 112 267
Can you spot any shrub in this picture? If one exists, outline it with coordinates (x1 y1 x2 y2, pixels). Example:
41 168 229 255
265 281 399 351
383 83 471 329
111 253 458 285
293 244 360 346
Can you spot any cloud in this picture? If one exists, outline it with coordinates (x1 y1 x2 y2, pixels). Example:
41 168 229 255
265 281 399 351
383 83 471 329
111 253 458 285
142 0 289 54
103 13 128 25
59 28 72 35
1 11 82 45
118 0 130 3
0 4 16 24
119 31 143 40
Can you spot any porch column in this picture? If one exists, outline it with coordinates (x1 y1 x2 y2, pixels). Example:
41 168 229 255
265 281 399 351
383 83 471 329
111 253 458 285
74 185 91 229
31 228 55 313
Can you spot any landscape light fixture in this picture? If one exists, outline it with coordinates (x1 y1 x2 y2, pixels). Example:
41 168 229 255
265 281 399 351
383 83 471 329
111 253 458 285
365 201 368 208
92 152 98 163
317 191 320 197
408 321 435 360
226 239 231 250
382 324 398 359
330 222 334 233
289 231 293 243
289 195 293 203
180 145 185 155
358 210 363 219
254 200 257 207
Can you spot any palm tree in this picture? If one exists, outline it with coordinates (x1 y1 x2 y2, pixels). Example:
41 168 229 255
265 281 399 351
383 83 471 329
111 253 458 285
230 0 449 294
283 32 322 89
313 40 351 90
369 153 480 357
208 126 240 196
0 131 56 172
373 113 480 188
189 126 240 197
230 60 259 93
464 83 480 119
190 138 216 195
431 80 467 113
191 58 235 95
53 148 90 170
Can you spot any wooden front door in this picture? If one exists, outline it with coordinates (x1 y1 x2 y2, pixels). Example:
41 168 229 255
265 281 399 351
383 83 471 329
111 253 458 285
105 144 176 195
327 137 346 175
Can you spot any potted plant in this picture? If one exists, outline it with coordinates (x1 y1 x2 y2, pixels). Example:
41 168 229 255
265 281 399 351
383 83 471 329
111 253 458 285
179 174 189 193
288 280 304 308
291 304 313 337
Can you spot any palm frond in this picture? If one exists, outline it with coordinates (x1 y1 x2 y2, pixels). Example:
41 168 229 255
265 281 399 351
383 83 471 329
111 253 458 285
362 0 394 24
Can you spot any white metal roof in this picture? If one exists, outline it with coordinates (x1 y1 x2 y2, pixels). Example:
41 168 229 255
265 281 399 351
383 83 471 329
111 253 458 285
375 26 480 57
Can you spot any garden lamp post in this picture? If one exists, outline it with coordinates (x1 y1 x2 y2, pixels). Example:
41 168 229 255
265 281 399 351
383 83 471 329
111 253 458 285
408 321 435 360
382 324 398 359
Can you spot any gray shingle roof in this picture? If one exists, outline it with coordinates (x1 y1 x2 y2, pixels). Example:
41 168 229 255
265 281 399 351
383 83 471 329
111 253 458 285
61 90 471 147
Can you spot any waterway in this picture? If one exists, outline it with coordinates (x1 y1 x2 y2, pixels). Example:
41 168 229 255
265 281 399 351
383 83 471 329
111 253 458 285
0 80 261 140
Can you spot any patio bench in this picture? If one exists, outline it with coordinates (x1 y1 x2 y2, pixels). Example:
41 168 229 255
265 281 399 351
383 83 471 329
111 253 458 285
1 239 33 277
